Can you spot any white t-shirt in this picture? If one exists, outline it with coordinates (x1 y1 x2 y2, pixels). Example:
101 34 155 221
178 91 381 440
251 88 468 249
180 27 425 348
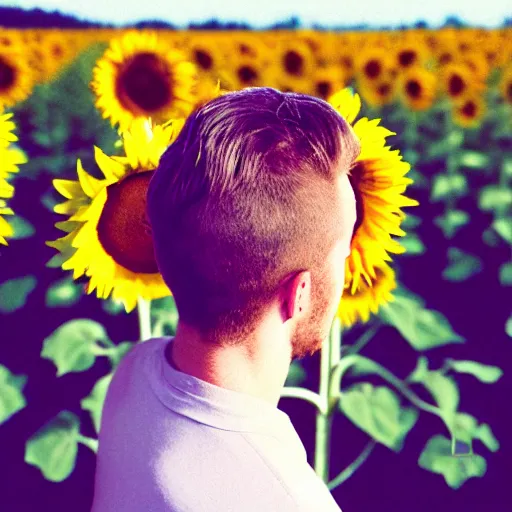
91 336 342 512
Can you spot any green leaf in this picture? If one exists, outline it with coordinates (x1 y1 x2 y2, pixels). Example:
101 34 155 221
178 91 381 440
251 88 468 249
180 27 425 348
473 423 500 452
479 185 512 215
102 298 126 315
339 383 418 451
41 319 110 376
458 150 490 169
0 276 37 313
434 210 469 239
482 227 500 247
418 435 487 489
45 277 82 307
499 262 512 286
406 356 430 383
493 217 512 244
400 213 422 230
0 364 27 425
285 361 307 387
108 341 134 367
378 294 465 350
502 158 512 178
442 247 482 282
151 296 179 337
506 314 512 338
445 359 503 383
9 216 35 240
80 373 113 434
400 232 425 255
409 368 460 420
430 173 468 202
25 411 80 482
446 413 499 453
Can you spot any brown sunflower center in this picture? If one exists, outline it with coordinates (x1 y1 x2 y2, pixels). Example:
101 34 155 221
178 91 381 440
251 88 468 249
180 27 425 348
117 52 172 114
439 53 452 65
461 100 477 118
284 50 304 76
316 80 331 99
340 56 353 70
194 49 213 71
97 171 159 274
0 57 15 90
448 74 465 96
406 79 422 99
378 83 391 97
506 83 512 103
51 43 64 58
398 50 416 67
238 65 258 85
364 59 381 80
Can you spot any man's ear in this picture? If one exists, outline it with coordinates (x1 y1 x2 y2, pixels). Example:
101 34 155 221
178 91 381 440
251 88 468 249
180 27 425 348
278 270 311 322
287 270 310 319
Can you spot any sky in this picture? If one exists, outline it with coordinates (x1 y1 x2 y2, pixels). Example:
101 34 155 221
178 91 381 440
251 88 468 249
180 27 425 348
2 0 511 28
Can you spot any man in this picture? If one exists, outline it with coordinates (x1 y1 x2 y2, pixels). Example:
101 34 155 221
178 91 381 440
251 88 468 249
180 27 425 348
92 87 360 511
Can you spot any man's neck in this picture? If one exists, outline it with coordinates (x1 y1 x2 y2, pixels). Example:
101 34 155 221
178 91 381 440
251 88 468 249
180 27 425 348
166 323 292 407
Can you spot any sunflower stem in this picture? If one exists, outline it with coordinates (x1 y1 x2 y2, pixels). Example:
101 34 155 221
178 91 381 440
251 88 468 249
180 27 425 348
137 298 152 341
344 323 380 355
314 317 341 483
327 440 377 491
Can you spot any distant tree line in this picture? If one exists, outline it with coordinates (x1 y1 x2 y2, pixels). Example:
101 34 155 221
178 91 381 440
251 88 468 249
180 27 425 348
0 6 510 30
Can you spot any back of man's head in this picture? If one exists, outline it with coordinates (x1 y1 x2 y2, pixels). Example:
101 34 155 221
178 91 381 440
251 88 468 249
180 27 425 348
147 87 360 345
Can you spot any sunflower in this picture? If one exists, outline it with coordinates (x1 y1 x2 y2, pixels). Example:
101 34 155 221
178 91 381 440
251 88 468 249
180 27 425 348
327 88 419 294
499 65 512 105
399 67 437 111
91 31 199 132
440 63 485 102
0 44 35 110
186 34 225 75
354 47 393 83
357 75 397 108
46 118 190 311
222 54 270 91
273 37 316 89
310 66 347 101
394 39 429 70
452 93 486 129
337 262 397 327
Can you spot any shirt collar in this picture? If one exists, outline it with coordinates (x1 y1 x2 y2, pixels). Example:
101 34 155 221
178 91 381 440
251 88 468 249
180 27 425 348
144 336 297 437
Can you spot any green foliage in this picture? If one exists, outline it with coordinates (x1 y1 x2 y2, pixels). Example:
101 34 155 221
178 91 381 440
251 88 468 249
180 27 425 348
9 216 35 240
0 275 37 313
400 232 425 255
430 173 468 202
444 359 503 384
0 364 27 425
442 247 483 282
25 411 80 482
492 217 512 244
418 435 487 489
339 383 418 451
81 373 114 434
378 292 464 350
285 361 307 387
45 277 83 307
151 296 179 337
434 210 469 238
41 319 110 376
479 185 512 215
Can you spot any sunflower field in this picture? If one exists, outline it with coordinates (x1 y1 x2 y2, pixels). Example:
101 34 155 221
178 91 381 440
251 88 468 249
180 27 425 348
1 24 511 512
